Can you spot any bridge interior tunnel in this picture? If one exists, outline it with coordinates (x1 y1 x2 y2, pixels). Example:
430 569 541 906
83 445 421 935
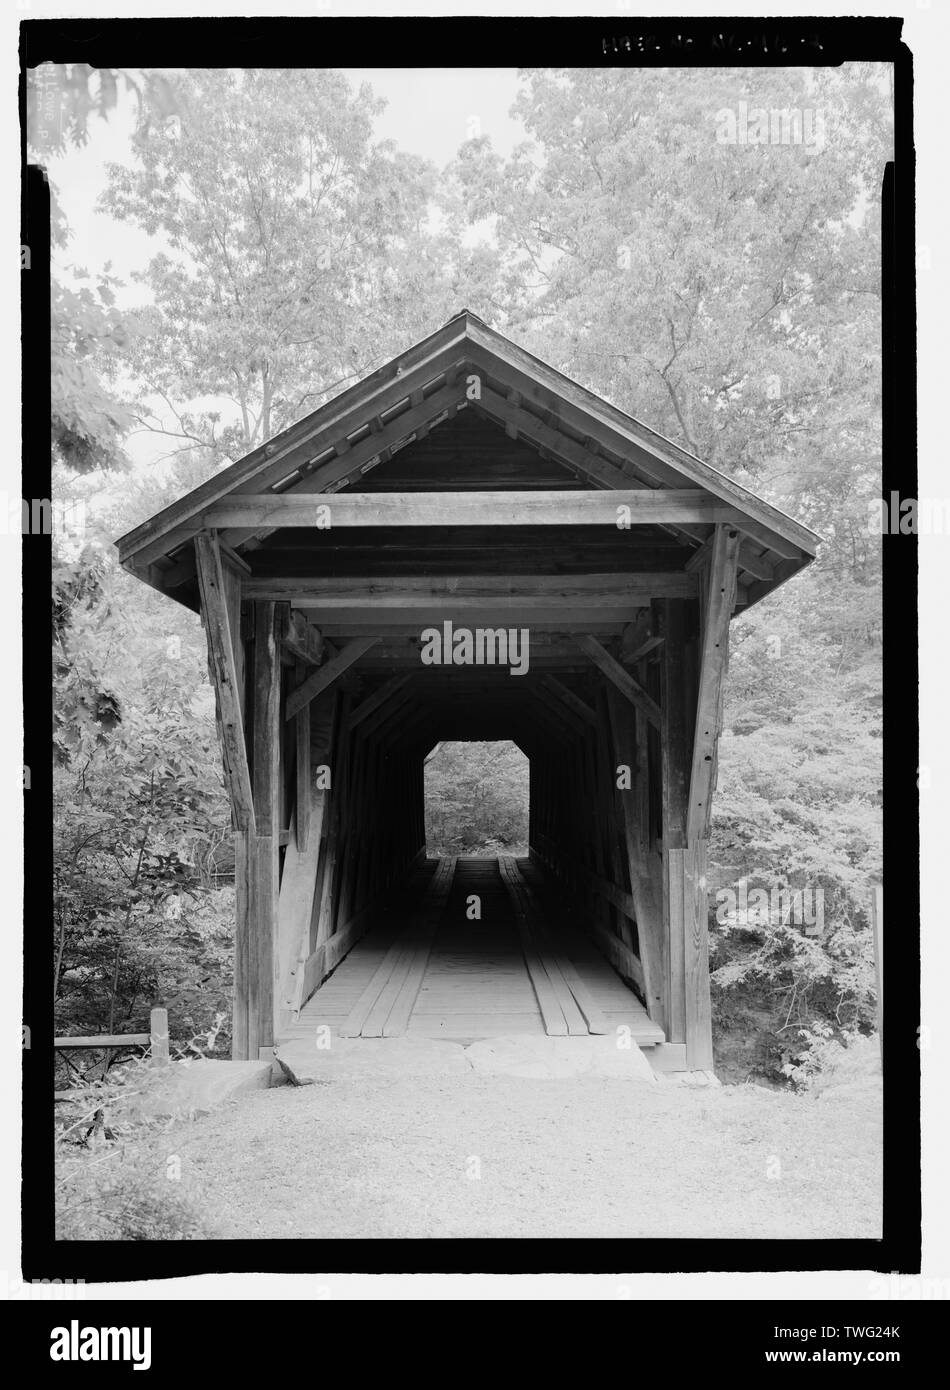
273 640 683 1058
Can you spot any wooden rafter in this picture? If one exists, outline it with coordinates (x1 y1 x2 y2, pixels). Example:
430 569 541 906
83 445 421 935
285 637 378 722
473 384 715 552
464 328 818 555
358 687 418 742
163 536 251 591
349 674 414 729
219 379 468 552
574 634 662 729
624 634 665 664
528 681 588 737
282 609 323 666
118 313 818 610
116 318 473 566
538 674 597 727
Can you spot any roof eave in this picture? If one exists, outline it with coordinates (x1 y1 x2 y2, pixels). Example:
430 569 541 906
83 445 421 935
115 311 821 579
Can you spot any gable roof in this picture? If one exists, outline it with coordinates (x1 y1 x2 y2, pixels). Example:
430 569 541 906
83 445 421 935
116 310 820 612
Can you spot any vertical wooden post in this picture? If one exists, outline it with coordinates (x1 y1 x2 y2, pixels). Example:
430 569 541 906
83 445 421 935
687 527 740 844
294 658 311 852
149 1007 169 1067
311 689 345 951
672 525 739 1072
660 597 693 1046
232 831 250 1058
194 532 254 1059
593 685 629 946
326 690 354 937
669 842 713 1070
248 600 283 1059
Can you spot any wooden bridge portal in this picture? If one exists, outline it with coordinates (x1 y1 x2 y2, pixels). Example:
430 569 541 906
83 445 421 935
117 312 818 1073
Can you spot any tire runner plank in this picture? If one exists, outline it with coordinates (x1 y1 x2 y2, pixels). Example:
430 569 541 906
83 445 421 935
359 940 424 1037
513 864 612 1035
515 859 620 1035
499 857 610 1035
382 856 457 1036
497 856 567 1034
498 856 584 1035
341 857 456 1038
338 936 409 1037
337 860 438 1037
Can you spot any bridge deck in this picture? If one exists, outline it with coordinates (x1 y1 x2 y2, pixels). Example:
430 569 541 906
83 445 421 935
282 856 664 1047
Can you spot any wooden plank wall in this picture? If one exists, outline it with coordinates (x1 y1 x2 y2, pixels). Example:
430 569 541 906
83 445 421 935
527 592 721 1067
275 681 428 1049
200 599 429 1059
528 665 660 1013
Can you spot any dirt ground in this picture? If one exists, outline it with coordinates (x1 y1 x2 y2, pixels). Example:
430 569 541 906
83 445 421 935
160 1066 882 1240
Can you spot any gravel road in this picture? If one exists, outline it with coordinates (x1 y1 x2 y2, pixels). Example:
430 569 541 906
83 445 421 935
163 1069 881 1240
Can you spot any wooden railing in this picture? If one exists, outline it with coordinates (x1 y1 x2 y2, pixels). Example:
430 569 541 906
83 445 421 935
54 1007 170 1067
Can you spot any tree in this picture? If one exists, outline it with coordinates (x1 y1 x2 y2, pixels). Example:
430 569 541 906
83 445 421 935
49 269 137 473
102 69 462 463
28 64 179 473
52 465 233 1061
424 742 529 854
454 66 890 575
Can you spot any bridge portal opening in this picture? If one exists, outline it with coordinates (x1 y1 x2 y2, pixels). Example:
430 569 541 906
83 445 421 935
423 740 529 858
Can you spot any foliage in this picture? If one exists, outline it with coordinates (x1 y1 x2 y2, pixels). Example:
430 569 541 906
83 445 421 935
53 471 233 1064
27 65 180 160
29 65 178 473
49 271 137 473
100 68 469 462
57 1159 217 1241
425 742 529 855
706 559 881 1080
55 1042 226 1240
453 66 888 571
780 1025 880 1091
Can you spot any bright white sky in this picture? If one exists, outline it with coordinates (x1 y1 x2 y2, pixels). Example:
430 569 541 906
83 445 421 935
50 67 524 289
47 67 525 470
352 67 524 163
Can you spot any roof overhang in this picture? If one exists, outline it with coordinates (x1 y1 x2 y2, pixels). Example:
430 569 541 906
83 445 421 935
116 310 820 617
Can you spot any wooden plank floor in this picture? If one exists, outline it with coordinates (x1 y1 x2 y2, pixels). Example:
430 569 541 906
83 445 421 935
284 856 664 1048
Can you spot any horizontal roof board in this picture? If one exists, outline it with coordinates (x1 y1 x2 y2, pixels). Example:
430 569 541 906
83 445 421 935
116 310 820 617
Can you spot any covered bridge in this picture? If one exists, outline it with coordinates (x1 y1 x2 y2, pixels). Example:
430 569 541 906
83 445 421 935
117 311 818 1074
